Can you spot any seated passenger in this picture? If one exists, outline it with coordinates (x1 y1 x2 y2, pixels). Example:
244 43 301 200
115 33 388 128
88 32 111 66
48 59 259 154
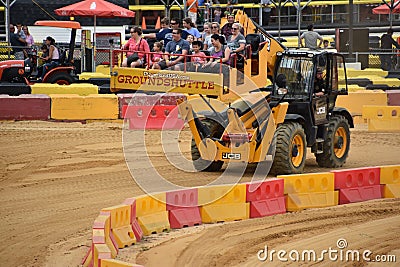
150 41 163 69
189 40 206 72
153 28 190 71
40 36 59 80
226 22 246 69
183 17 201 39
37 44 50 78
202 34 231 72
122 27 150 68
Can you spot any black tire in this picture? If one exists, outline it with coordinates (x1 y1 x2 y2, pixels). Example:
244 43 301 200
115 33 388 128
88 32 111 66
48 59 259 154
191 119 224 172
270 122 307 175
46 72 74 85
316 115 350 168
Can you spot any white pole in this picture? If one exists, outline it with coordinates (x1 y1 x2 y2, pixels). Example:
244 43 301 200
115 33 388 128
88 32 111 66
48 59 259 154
93 15 96 72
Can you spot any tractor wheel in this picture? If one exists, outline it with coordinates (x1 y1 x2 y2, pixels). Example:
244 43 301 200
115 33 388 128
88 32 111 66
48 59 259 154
270 122 307 175
191 119 224 172
316 115 350 168
46 72 74 85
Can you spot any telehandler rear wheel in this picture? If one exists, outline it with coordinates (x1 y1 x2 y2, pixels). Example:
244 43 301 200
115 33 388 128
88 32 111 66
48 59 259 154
316 115 350 168
270 122 307 175
191 119 224 172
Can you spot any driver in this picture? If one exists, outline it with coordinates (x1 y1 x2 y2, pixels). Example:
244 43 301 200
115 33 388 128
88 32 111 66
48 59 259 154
314 68 325 96
39 36 60 81
275 73 287 95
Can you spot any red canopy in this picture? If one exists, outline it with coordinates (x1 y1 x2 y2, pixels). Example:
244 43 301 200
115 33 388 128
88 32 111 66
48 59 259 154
54 0 135 18
372 1 400 15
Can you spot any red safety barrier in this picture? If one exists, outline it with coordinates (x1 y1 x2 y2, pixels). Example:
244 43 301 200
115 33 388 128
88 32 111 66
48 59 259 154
169 207 202 228
249 197 286 218
117 94 136 119
166 188 198 210
81 247 93 267
332 167 382 204
246 179 286 218
166 188 201 228
123 105 184 130
246 178 284 202
387 90 400 106
0 94 50 120
122 198 143 242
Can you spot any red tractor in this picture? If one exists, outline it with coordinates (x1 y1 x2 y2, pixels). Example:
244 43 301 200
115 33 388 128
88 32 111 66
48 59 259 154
0 21 80 94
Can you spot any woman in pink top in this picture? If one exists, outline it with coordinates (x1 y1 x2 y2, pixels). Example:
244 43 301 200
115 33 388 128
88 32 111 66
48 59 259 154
22 26 34 47
122 26 150 68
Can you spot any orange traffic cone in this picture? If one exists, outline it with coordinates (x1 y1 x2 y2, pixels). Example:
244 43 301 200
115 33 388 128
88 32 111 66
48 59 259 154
141 17 147 30
155 16 161 29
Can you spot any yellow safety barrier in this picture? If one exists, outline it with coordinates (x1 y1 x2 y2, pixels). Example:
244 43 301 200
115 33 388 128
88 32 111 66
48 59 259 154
279 173 334 194
336 90 387 115
347 68 388 78
198 184 247 205
380 165 400 198
101 205 136 248
50 94 119 120
362 105 400 132
137 212 170 235
380 165 400 184
93 213 117 258
286 191 338 211
93 243 112 267
136 193 170 235
135 193 166 217
79 72 111 80
362 75 400 87
382 184 400 198
101 259 143 267
278 173 337 211
31 83 98 96
352 115 366 124
347 85 365 92
198 184 249 223
372 78 400 87
82 249 92 267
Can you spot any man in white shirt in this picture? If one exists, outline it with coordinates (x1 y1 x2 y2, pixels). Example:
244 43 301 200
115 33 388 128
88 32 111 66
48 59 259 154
300 24 323 49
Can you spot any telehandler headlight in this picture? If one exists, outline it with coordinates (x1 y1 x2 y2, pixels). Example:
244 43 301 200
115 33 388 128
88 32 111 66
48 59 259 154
277 88 288 95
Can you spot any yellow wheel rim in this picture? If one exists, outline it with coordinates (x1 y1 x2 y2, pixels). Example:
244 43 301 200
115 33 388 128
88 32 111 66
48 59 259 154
334 126 347 158
291 134 304 167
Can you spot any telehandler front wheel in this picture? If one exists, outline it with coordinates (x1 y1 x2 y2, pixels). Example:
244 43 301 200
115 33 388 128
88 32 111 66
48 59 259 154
316 115 350 168
191 119 223 172
270 122 307 175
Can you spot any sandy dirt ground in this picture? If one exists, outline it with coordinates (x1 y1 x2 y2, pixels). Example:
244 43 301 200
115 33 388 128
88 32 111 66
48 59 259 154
0 121 399 267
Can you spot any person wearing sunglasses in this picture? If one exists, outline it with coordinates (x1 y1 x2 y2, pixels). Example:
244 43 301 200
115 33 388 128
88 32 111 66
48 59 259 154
207 22 221 51
122 26 150 68
153 28 190 71
226 23 246 69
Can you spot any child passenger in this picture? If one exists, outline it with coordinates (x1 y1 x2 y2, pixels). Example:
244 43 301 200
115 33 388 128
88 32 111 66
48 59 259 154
151 41 163 69
190 40 206 71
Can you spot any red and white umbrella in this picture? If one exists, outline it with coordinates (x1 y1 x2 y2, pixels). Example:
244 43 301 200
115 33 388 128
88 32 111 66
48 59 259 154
372 0 400 14
55 0 135 47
